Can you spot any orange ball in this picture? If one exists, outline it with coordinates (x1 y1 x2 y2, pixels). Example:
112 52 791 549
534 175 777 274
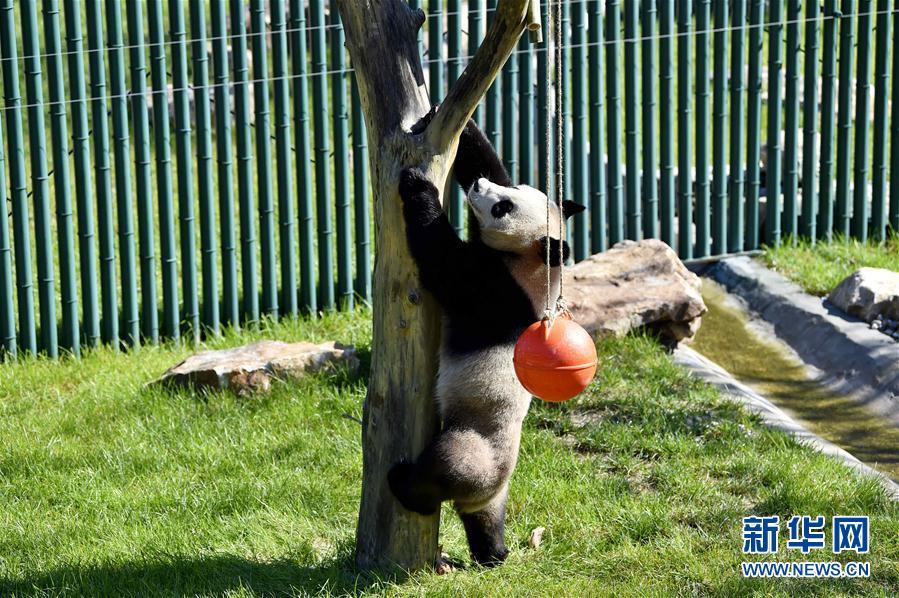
513 315 598 402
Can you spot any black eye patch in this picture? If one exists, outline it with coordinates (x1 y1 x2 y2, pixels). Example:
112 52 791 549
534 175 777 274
491 200 514 218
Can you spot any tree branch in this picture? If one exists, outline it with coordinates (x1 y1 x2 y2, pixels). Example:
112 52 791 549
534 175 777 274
426 0 530 152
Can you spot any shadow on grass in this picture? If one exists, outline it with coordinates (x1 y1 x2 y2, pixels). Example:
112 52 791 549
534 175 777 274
0 550 409 596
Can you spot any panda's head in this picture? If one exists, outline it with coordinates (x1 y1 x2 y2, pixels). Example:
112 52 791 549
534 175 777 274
468 177 585 263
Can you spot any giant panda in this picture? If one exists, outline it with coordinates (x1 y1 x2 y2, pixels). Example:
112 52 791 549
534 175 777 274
389 118 585 566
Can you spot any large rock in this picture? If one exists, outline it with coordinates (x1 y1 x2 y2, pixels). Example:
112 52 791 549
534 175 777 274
828 267 899 322
153 340 359 395
564 239 707 344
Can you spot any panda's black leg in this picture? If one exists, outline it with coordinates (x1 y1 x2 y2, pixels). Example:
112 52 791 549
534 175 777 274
453 120 513 190
457 487 510 567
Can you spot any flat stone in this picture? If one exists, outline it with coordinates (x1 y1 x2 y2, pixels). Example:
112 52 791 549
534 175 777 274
565 239 707 344
154 340 359 395
828 267 899 322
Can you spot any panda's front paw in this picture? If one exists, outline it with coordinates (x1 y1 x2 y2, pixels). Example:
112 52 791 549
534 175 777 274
398 168 437 203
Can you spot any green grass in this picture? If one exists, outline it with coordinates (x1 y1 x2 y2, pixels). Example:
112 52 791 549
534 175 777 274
760 236 899 297
1 310 897 596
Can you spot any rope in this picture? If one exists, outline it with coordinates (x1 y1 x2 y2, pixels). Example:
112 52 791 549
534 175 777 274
553 0 568 320
543 0 553 320
543 0 566 326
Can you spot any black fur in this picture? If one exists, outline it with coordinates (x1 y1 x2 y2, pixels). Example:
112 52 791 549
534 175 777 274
387 460 441 515
453 119 513 191
562 200 586 219
459 506 510 567
539 236 570 267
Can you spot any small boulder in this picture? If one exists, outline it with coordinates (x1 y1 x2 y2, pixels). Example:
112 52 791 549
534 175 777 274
565 239 707 344
827 268 899 322
153 340 359 394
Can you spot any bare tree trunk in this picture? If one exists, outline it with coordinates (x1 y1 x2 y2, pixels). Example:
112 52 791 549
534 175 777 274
335 0 530 572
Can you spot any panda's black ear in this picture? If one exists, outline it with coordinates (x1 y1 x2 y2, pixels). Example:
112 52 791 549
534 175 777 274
539 236 570 267
562 200 586 219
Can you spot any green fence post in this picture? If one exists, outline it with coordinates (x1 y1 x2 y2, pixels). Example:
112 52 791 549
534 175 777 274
588 0 606 252
800 0 820 241
331 8 354 309
641 0 658 241
677 0 692 258
852 1 874 242
562 0 573 243
429 1 444 104
448 0 464 233
818 0 838 242
469 0 485 126
766 0 784 247
502 36 519 183
108 0 140 347
64 0 99 349
0 91 14 356
170 0 199 341
211 0 240 327
273 0 298 316
448 1 462 88
147 0 178 342
0 0 36 354
729 0 746 252
870 0 891 240
310 0 335 311
485 0 501 150
352 80 372 304
890 0 899 232
43 0 78 355
606 0 624 245
250 0 278 318
519 37 535 186
835 0 854 238
86 0 118 348
190 0 220 335
21 0 58 356
782 0 801 242
745 0 763 249
289 0 316 314
659 0 675 248
571 2 589 258
695 0 710 257
712 0 728 254
410 0 424 58
624 0 641 242
126 0 158 345
231 0 259 323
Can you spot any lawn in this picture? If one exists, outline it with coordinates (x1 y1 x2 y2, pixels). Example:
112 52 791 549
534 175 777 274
760 236 899 297
1 309 897 596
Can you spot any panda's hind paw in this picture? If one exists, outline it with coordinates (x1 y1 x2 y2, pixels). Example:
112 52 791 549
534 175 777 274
388 460 439 515
472 545 510 568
